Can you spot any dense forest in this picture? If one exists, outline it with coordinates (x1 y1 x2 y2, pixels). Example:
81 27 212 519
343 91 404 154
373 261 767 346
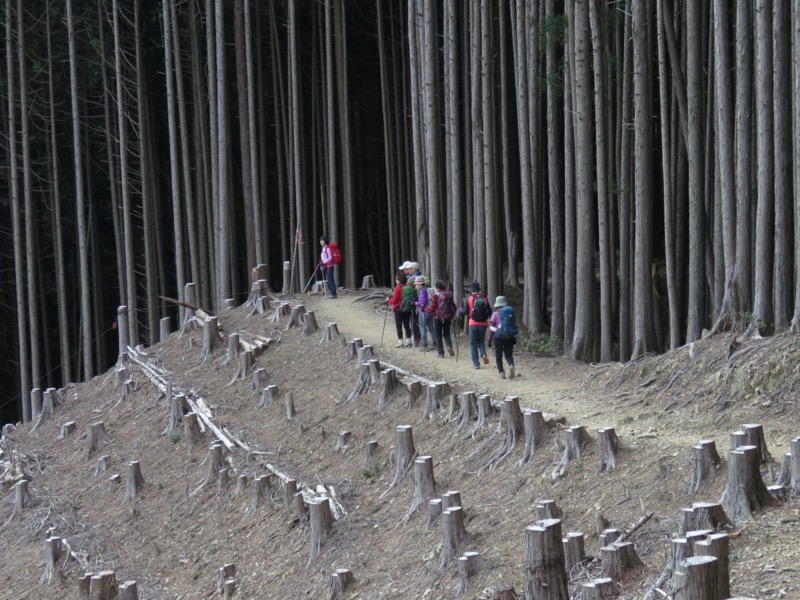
1 0 798 423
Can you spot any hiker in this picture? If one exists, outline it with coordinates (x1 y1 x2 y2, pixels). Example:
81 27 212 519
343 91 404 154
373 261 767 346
461 281 492 369
487 296 517 379
401 261 422 344
387 271 415 347
427 280 456 358
319 236 337 298
414 276 432 351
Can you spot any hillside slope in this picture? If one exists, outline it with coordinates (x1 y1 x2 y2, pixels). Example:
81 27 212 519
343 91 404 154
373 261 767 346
2 289 799 599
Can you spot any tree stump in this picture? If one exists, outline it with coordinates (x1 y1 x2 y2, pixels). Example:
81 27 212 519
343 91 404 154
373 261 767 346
360 274 376 289
285 304 306 329
475 394 494 428
442 490 462 511
302 310 319 336
365 440 379 462
768 484 787 501
217 468 231 495
159 316 171 342
223 298 235 310
596 427 620 473
163 393 187 435
536 499 564 521
8 479 29 521
224 333 240 365
357 344 376 366
689 439 722 494
94 455 110 476
517 410 547 467
200 316 221 363
270 302 290 323
195 442 225 492
109 474 121 486
336 431 351 453
246 475 271 516
125 461 145 503
455 551 483 596
217 563 236 593
342 338 363 362
258 384 279 409
308 497 333 565
791 437 800 497
439 506 467 571
387 425 416 490
562 531 587 579
293 491 308 522
40 536 63 584
252 367 269 391
427 498 442 530
376 368 400 410
118 304 130 353
600 541 643 579
730 430 747 450
89 570 117 600
423 383 444 420
456 391 477 432
87 422 110 458
672 555 719 600
178 284 196 332
320 322 340 345
78 573 92 599
488 586 518 600
30 388 42 420
284 478 298 510
234 474 248 498
114 366 129 389
580 578 614 600
695 532 730 599
285 392 296 420
524 519 569 600
680 501 732 534
479 396 524 475
328 568 356 600
402 455 436 524
552 425 592 480
118 580 139 600
121 378 137 401
58 421 76 440
720 445 775 523
347 361 375 401
599 528 621 547
404 381 424 411
742 423 773 464
184 412 199 453
228 349 254 385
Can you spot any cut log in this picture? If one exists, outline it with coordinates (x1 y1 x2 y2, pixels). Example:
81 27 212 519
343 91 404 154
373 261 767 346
720 445 775 524
580 577 614 600
118 580 139 600
342 338 364 362
689 439 722 494
600 541 643 579
328 568 355 600
402 455 436 524
517 409 546 467
285 304 307 329
672 555 719 600
302 310 319 336
319 322 340 345
439 506 467 571
552 425 592 480
58 421 76 440
125 461 145 503
258 384 279 409
184 412 199 453
376 368 400 410
562 531 587 579
285 392 296 420
695 533 730 599
87 422 111 458
308 497 334 565
455 551 483 596
524 519 569 600
252 367 269 391
596 427 620 473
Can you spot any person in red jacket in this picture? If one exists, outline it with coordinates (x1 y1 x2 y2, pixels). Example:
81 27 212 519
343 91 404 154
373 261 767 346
387 271 413 347
460 281 491 369
319 236 337 298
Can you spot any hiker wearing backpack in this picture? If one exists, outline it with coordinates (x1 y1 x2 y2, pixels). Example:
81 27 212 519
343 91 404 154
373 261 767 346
487 296 518 379
460 281 492 369
319 236 338 298
427 280 456 358
413 276 433 351
387 271 415 347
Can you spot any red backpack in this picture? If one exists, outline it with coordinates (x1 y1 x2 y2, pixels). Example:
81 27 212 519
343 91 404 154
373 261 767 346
329 242 342 265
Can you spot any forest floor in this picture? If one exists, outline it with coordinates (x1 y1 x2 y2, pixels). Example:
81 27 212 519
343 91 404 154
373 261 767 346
2 285 800 599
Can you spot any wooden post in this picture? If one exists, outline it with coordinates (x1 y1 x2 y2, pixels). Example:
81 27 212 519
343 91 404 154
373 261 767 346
524 519 569 600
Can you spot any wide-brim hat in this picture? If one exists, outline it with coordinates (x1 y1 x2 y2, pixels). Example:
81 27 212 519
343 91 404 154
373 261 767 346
468 282 481 293
414 276 426 285
493 296 508 308
399 261 412 270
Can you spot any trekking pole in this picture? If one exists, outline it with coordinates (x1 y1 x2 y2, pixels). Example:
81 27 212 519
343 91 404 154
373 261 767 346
380 304 389 348
302 263 321 294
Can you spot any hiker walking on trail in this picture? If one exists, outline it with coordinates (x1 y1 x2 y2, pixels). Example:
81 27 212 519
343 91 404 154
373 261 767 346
427 280 456 358
487 296 518 379
461 282 492 369
414 276 432 351
387 271 415 347
319 236 337 298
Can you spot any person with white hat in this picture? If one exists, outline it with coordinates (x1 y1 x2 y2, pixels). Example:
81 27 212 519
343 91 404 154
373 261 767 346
487 296 518 379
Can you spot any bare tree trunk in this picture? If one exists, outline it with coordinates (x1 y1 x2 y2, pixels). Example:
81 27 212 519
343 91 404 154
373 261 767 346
234 0 255 272
216 0 231 307
444 0 463 294
481 0 498 300
334 0 354 288
792 0 800 329
423 0 443 284
498 1 518 290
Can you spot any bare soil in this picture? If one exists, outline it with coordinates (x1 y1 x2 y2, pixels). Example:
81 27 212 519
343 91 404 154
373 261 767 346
2 286 800 599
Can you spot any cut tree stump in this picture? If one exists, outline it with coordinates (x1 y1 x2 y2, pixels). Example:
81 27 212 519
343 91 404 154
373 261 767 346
720 445 775 523
360 274 376 289
517 410 547 467
357 344 376 366
388 425 416 490
293 491 309 522
775 436 800 498
285 304 307 329
365 440 379 462
695 532 731 599
328 568 355 600
680 502 732 534
217 468 231 495
302 310 319 336
376 368 400 410
217 563 236 593
89 570 117 600
427 498 442 530
285 392 296 420
478 396 525 475
552 425 592 480
234 474 248 498
184 412 199 453
224 333 240 365
118 580 139 600
580 577 614 600
742 423 773 464
455 391 477 433
194 442 225 493
600 541 643 579
347 361 377 401
562 531 587 579
30 388 42 420
319 322 340 345
94 455 109 476
163 393 187 435
199 316 221 363
596 427 620 473
270 302 290 323
258 384 279 408
475 394 494 429
246 475 271 516
442 490 462 511
308 497 334 566
87 422 110 458
40 536 63 584
115 366 128 389
599 528 621 547
536 499 564 521
160 316 171 342
689 439 722 494
125 461 145 503
252 367 269 391
424 382 449 420
228 350 254 385
58 421 76 440
439 506 467 571
342 338 363 362
730 430 748 450
404 381 424 411
7 479 29 522
335 431 351 453
402 455 436 524
524 518 569 600
672 555 719 600
455 551 483 596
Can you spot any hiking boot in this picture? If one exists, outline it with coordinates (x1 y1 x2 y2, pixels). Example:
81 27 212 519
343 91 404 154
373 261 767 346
395 341 404 348
438 353 445 358
482 354 489 365
473 364 480 370
509 366 515 379
499 371 506 379
447 347 455 356
420 346 429 353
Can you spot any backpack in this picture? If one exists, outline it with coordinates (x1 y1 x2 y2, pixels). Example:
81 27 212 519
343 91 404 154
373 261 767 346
329 242 342 265
399 285 417 313
495 305 519 338
435 291 457 321
469 294 491 322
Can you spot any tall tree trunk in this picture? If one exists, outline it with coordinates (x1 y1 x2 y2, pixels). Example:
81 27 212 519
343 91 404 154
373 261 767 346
234 0 255 272
498 0 518 290
216 0 231 306
791 0 800 329
423 0 443 284
772 0 790 327
444 0 463 296
334 0 354 288
481 0 497 300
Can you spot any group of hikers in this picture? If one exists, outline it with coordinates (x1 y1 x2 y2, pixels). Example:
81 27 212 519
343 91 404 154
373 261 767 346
317 237 519 379
386 261 519 380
